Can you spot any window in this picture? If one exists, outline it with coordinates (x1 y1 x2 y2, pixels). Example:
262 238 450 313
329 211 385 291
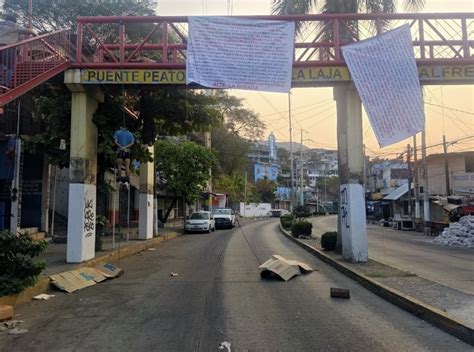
190 212 209 220
465 152 474 173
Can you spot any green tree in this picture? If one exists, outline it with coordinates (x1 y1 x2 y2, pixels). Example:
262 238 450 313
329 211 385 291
155 139 217 223
214 173 247 203
271 0 424 20
3 0 156 32
252 177 277 204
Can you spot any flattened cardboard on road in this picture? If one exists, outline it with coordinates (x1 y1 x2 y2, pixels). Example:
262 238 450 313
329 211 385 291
50 263 123 293
259 255 313 281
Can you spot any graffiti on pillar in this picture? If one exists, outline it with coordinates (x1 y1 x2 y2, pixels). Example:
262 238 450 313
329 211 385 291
340 186 350 228
83 197 95 238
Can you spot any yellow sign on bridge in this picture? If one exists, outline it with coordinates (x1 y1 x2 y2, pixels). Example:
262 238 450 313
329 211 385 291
80 65 474 86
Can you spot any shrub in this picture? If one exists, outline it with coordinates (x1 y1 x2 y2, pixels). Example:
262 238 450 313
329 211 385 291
291 219 312 238
0 230 48 296
321 231 338 251
280 214 294 230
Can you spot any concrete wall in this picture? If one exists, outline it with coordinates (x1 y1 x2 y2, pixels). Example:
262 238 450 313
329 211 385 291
239 202 271 217
427 154 473 195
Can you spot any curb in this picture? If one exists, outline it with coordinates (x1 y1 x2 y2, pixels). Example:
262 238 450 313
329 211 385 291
278 225 474 346
0 232 179 307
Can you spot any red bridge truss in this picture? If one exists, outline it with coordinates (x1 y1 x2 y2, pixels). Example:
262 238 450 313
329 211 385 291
0 13 473 105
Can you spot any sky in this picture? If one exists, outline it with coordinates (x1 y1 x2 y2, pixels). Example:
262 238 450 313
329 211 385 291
159 1 474 158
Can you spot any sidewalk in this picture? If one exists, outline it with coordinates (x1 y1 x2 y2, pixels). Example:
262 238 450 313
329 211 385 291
308 215 474 294
0 226 182 306
39 226 183 278
299 216 474 329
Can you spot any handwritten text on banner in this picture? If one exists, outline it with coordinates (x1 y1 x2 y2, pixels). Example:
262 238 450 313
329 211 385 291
341 25 424 148
186 17 295 93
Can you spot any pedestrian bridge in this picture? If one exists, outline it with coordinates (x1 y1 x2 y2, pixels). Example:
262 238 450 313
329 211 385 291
0 13 473 106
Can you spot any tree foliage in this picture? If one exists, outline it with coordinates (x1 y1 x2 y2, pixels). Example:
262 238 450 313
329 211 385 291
214 173 247 203
0 231 48 296
155 139 217 203
3 0 156 32
271 0 425 34
252 177 277 204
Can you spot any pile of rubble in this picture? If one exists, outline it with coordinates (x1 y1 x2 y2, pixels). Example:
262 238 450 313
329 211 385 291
434 215 474 248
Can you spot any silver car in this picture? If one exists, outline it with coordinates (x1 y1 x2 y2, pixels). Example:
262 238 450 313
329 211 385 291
185 211 215 234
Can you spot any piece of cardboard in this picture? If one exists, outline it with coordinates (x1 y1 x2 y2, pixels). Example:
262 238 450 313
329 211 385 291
0 305 13 321
259 255 314 281
50 264 121 293
95 263 124 278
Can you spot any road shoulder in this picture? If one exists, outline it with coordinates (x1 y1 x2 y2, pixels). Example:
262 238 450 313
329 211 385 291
278 224 474 346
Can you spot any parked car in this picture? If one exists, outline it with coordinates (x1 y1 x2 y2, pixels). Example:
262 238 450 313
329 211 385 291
212 208 236 229
268 209 290 217
185 211 215 233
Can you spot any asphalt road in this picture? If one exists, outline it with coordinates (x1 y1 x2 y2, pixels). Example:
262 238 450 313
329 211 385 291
1 219 471 351
311 215 474 294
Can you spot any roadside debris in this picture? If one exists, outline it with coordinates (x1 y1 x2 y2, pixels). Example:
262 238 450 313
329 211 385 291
148 248 156 251
33 294 55 301
50 263 123 293
170 272 179 277
330 288 350 299
0 305 14 321
259 255 313 281
0 319 27 335
8 328 28 335
434 215 474 248
218 341 232 352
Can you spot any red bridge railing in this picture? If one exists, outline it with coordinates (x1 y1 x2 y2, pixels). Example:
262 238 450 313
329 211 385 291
0 29 74 105
74 13 474 69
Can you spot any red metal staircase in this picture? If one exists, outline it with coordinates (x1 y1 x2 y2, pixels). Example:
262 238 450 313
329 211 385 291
0 29 73 106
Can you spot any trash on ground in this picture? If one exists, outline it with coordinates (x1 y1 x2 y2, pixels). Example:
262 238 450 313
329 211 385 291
50 263 123 293
170 272 179 277
259 255 313 281
218 341 232 352
148 248 156 251
0 305 14 322
330 287 350 299
33 294 55 300
434 215 474 248
8 328 28 335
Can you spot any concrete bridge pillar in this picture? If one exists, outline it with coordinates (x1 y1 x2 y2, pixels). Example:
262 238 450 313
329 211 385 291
64 69 104 263
139 145 154 240
334 84 368 263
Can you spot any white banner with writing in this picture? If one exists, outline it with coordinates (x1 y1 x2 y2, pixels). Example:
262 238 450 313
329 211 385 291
186 17 295 93
341 25 424 148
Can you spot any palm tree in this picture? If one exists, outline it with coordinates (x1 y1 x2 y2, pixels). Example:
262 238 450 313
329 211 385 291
272 0 425 37
272 0 424 18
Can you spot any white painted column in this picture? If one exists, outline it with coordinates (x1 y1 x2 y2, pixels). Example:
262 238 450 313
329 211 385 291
65 69 103 263
334 85 368 263
340 184 368 262
139 145 154 240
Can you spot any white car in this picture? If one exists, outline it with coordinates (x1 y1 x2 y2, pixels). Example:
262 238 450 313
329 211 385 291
185 211 215 233
213 208 236 229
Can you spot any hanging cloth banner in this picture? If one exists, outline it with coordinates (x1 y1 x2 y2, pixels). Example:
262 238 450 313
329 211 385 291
186 16 295 93
341 25 424 148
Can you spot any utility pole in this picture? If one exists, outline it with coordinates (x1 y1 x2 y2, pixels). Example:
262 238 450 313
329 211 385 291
244 170 247 204
288 92 294 211
407 144 412 218
413 135 421 220
28 0 33 28
363 144 367 193
299 129 304 206
442 135 450 196
421 118 430 223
